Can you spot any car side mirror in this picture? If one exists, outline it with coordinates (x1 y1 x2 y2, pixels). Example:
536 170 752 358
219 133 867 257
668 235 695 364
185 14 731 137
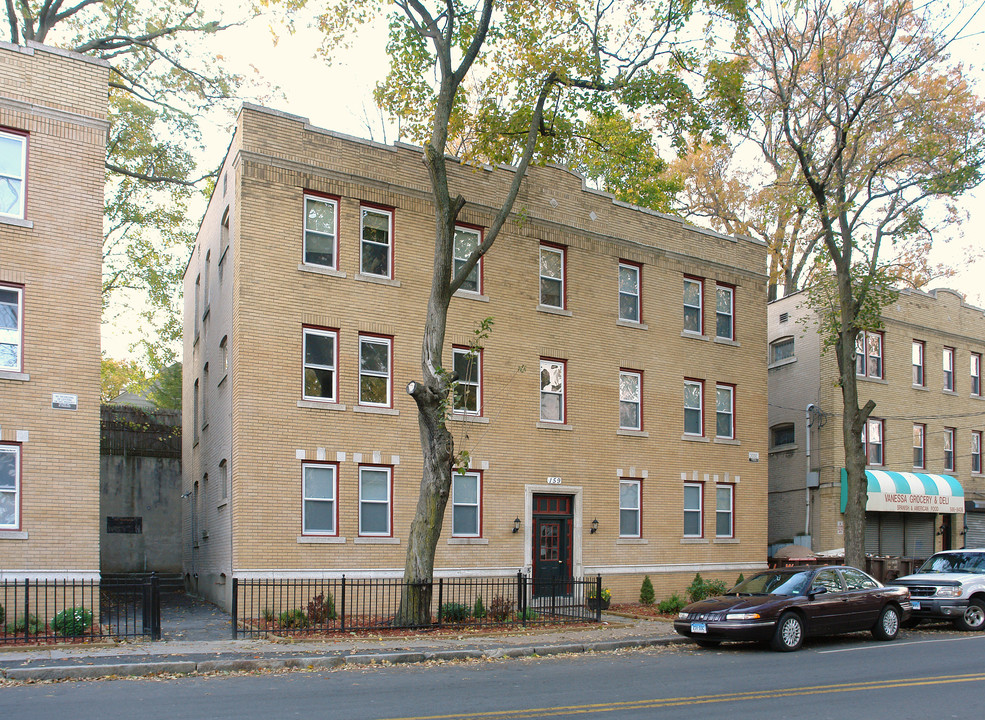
808 586 828 599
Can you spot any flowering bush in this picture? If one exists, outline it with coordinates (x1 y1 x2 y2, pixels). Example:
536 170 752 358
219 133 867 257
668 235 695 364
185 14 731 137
51 607 93 637
588 587 611 602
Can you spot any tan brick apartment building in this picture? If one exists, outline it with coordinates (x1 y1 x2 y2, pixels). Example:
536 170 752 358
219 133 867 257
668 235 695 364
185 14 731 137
0 42 108 581
184 104 769 609
768 288 985 558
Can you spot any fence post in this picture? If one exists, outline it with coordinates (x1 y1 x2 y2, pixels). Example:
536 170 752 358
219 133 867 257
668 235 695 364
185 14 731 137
595 574 602 622
340 576 346 633
23 580 30 643
517 571 526 627
150 573 161 640
436 578 444 627
142 576 151 639
231 578 239 639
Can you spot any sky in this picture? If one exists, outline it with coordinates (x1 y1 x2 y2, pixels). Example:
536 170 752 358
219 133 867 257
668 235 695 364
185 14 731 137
101 2 985 361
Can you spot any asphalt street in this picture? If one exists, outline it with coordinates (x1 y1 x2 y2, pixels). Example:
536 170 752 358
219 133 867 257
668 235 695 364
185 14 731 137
2 627 983 720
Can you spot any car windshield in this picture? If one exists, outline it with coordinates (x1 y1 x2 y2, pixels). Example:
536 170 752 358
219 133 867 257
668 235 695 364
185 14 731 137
917 552 985 574
730 570 812 596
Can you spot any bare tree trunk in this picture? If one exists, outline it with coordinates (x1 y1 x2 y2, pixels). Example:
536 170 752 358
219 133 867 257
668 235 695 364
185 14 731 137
833 274 875 570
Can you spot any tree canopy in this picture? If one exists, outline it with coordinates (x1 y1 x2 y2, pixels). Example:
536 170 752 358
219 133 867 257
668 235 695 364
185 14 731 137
4 1 245 369
747 0 985 566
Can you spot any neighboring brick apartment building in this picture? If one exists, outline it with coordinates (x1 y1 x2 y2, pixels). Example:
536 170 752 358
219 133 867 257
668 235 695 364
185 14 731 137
184 104 769 609
768 288 985 557
0 42 108 581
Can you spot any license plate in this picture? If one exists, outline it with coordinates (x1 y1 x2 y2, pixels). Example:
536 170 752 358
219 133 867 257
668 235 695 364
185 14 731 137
911 601 921 610
691 622 707 634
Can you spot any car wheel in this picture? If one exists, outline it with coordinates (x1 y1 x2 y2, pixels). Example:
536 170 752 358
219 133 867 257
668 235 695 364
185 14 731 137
871 605 900 641
953 598 985 632
695 639 721 648
770 612 804 652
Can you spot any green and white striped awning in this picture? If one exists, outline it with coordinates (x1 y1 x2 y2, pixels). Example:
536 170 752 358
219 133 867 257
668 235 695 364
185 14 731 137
841 469 964 514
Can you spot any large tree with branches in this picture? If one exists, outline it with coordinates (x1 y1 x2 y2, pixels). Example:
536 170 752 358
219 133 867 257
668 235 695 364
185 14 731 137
4 1 244 368
286 0 748 625
748 0 985 567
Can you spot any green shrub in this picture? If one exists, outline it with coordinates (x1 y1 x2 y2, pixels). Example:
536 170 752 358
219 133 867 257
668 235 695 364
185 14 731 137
5 614 42 634
473 595 486 619
278 609 310 629
262 607 276 623
518 608 538 622
487 595 514 622
687 573 728 603
657 593 687 614
439 602 470 622
306 593 337 623
0 603 4 627
52 607 94 637
640 575 655 605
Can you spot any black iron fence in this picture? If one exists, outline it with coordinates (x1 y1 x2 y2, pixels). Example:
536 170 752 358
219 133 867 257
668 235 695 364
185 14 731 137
0 576 161 645
232 573 604 638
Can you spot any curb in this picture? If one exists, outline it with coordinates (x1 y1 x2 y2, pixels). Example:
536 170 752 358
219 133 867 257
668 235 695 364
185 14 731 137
0 636 686 682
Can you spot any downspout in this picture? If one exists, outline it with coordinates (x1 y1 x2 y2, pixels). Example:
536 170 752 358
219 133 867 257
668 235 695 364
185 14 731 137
805 404 816 539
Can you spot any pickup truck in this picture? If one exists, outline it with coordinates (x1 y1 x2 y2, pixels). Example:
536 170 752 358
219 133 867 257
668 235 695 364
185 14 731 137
893 549 985 631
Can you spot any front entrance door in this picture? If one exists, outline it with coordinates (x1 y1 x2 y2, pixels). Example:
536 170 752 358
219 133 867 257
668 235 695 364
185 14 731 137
532 494 573 597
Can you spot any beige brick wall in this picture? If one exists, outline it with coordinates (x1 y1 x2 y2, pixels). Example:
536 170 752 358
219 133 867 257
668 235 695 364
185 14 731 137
184 105 770 608
0 43 108 577
768 289 985 554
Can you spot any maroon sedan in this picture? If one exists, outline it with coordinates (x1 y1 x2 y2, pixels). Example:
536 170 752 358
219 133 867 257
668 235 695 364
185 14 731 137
674 565 911 651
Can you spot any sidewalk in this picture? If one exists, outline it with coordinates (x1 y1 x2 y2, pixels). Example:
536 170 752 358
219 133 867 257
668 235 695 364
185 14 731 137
0 603 683 682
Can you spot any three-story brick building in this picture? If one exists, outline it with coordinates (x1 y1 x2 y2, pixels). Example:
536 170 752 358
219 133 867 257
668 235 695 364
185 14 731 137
0 42 108 583
184 104 770 609
768 288 985 558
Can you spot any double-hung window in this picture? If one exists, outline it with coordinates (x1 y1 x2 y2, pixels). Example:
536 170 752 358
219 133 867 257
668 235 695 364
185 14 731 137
716 485 734 538
303 327 338 402
769 337 794 364
0 443 20 529
716 285 734 340
683 483 702 537
973 431 982 474
453 226 482 293
716 384 735 439
684 379 703 436
452 346 481 415
359 335 392 407
360 205 393 278
302 463 337 535
943 347 955 391
359 466 392 536
619 479 641 538
972 353 981 397
683 277 703 334
618 261 641 322
856 331 883 379
863 418 884 466
913 424 926 469
944 427 956 471
451 471 481 537
619 370 642 431
912 340 925 386
540 359 566 423
0 284 24 372
0 129 27 219
539 244 565 308
771 423 795 449
304 194 339 269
